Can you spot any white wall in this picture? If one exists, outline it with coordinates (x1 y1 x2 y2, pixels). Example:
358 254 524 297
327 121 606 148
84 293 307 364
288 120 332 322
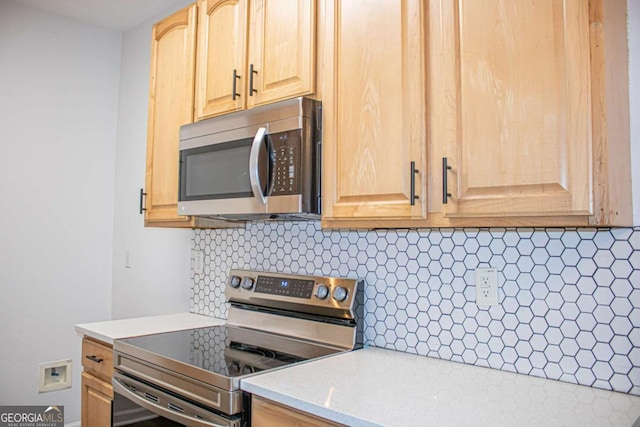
0 0 120 420
0 0 193 422
110 0 194 320
630 0 640 224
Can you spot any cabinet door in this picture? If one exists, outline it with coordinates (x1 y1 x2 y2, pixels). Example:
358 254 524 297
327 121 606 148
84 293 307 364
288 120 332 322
432 0 592 218
247 0 316 108
252 396 344 427
195 0 248 119
81 372 112 427
321 0 427 225
145 4 197 225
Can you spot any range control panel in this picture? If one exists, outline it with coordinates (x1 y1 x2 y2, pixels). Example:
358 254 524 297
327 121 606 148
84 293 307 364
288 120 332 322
225 269 360 319
254 275 315 299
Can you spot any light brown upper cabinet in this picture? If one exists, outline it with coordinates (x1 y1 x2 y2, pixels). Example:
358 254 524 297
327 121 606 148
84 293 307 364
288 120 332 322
195 0 316 120
434 0 592 219
195 0 247 118
321 0 632 228
427 0 632 227
144 4 197 226
321 0 429 228
246 0 316 108
144 4 234 228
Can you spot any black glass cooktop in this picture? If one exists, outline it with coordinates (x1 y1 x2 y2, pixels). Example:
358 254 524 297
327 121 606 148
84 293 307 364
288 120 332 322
117 325 340 379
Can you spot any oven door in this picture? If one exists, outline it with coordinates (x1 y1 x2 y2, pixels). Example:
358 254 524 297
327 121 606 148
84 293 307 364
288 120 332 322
112 372 243 427
178 124 273 217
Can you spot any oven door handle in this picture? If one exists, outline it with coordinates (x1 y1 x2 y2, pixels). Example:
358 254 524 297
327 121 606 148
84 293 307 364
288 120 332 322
249 126 268 205
113 373 235 427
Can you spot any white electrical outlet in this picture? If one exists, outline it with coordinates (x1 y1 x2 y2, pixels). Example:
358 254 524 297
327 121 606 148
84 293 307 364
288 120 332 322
475 267 498 306
193 250 204 275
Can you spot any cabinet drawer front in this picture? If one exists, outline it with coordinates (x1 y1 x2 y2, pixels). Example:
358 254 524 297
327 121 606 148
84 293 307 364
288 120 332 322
82 338 113 380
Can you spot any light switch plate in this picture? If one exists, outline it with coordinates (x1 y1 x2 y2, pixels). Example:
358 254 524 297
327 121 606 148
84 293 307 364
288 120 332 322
124 248 132 269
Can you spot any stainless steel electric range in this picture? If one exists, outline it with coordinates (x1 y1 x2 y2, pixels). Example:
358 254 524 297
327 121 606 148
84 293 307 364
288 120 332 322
112 269 363 427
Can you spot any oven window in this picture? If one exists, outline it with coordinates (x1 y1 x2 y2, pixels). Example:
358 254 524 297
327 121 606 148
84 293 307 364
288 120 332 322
180 138 253 200
113 393 185 426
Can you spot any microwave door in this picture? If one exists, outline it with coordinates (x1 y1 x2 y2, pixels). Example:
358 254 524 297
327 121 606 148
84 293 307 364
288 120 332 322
177 125 271 216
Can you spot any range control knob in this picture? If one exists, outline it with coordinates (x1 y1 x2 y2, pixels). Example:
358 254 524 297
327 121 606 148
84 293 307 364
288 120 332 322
228 275 241 288
332 286 348 302
315 284 329 300
241 277 255 290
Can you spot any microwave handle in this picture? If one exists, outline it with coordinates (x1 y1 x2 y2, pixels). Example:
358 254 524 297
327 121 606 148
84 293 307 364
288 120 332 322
249 127 268 205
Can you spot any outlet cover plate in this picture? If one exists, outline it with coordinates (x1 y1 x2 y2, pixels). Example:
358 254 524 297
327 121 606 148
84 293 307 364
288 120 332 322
475 267 498 306
193 250 204 275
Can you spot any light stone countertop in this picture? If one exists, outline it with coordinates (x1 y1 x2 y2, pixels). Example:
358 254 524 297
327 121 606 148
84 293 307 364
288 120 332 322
241 346 640 427
75 312 225 344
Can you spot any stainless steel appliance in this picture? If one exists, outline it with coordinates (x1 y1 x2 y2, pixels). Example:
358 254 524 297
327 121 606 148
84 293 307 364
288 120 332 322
178 98 322 220
112 269 362 427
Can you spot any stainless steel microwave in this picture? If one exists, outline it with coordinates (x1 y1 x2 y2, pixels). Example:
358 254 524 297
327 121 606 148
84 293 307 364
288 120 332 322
178 97 321 220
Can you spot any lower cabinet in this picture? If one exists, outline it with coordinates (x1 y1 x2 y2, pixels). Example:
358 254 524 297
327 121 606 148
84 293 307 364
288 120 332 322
81 337 113 427
81 372 112 427
251 396 344 427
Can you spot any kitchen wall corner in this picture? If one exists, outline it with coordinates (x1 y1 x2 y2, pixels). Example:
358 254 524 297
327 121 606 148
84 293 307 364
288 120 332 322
110 0 195 320
629 0 640 225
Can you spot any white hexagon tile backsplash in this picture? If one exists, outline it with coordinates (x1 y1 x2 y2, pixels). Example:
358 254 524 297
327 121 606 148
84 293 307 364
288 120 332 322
191 222 640 395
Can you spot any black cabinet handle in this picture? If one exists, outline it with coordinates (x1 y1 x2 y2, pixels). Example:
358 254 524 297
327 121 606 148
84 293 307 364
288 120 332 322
139 188 147 214
410 161 419 206
232 69 241 100
249 64 257 96
442 157 452 204
85 355 103 364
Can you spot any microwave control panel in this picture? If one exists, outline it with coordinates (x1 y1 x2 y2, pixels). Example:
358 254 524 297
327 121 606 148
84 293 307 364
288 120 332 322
271 130 300 195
